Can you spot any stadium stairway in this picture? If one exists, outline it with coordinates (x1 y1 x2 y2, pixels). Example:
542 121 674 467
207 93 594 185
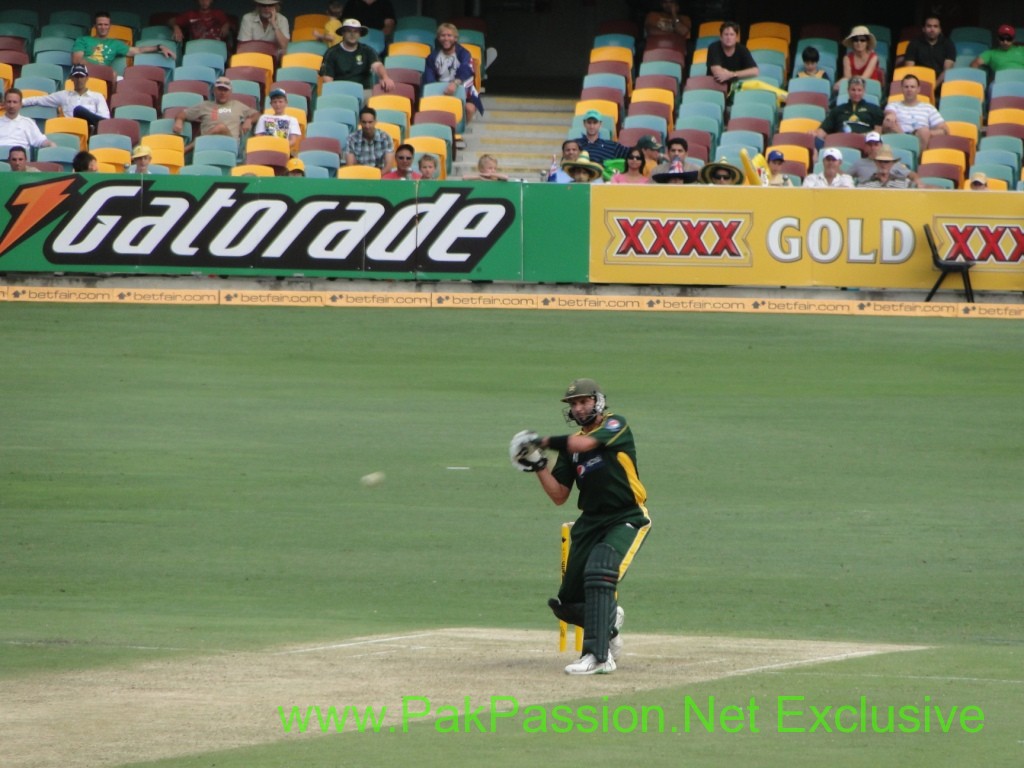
454 95 576 181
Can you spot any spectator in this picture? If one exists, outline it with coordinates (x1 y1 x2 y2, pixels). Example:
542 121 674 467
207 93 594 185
650 136 700 178
610 146 651 184
463 153 509 181
882 73 946 152
0 90 55 153
839 26 884 92
23 64 109 134
320 19 395 96
345 106 394 170
546 139 581 183
706 21 759 85
286 158 305 176
128 144 153 173
170 0 233 43
423 23 484 124
635 134 663 175
763 149 794 186
382 143 421 179
172 77 260 153
803 147 854 187
851 132 915 184
971 25 1024 73
902 16 957 86
340 0 396 39
651 158 698 184
315 0 345 45
858 144 915 187
237 0 290 54
73 12 175 66
643 0 690 41
813 76 884 148
7 145 40 172
797 46 827 80
559 151 604 184
72 150 98 172
699 160 744 185
576 110 627 166
254 88 302 155
968 170 988 190
417 153 438 179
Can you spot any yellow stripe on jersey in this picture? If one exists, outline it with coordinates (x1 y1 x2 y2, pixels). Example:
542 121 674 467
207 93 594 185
616 451 647 506
618 514 651 581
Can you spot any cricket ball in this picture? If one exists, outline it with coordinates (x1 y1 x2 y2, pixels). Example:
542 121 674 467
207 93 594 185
360 471 386 487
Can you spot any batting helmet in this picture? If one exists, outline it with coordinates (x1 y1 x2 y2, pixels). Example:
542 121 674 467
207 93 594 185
561 378 606 426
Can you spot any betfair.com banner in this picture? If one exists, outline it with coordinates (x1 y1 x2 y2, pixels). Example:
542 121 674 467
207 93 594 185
591 186 1024 292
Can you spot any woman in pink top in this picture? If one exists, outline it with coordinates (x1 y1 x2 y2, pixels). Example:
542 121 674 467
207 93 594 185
839 26 884 91
610 147 651 184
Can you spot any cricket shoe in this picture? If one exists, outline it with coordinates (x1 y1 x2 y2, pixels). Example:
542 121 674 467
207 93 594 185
608 606 625 660
565 653 616 675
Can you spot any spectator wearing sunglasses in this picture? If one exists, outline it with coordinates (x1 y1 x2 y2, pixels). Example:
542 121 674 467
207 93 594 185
902 16 957 85
610 147 651 184
381 143 421 180
839 26 884 93
970 25 1024 73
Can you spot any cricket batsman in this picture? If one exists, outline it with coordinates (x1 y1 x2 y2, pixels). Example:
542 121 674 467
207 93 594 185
510 378 652 675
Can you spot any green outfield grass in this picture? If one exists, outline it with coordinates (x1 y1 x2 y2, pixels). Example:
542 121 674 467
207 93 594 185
2 304 1021 767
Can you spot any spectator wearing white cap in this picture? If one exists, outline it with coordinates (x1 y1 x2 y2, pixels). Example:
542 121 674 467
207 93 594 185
23 64 109 133
238 0 290 53
173 77 260 152
803 148 855 188
320 18 394 96
850 132 916 184
255 88 302 155
968 171 989 190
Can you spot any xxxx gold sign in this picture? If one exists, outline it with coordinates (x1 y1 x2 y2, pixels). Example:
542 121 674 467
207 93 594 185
601 209 754 266
930 219 1024 268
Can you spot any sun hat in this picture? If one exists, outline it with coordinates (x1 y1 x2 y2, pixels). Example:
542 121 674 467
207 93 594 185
131 144 152 160
699 160 744 185
842 25 877 49
561 151 604 181
873 144 896 162
340 19 369 35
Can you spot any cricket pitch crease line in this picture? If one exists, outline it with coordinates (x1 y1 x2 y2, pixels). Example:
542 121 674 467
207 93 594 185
272 631 440 655
723 649 928 678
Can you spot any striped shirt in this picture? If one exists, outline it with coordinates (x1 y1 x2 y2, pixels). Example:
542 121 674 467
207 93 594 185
577 136 628 165
884 101 944 134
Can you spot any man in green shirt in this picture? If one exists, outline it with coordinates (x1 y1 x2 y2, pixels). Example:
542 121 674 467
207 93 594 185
72 12 176 66
971 24 1024 73
513 378 652 676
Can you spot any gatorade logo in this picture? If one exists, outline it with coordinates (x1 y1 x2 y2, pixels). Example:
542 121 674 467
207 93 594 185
0 178 516 273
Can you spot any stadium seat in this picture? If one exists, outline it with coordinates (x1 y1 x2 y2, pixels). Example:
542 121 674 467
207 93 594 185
336 165 382 179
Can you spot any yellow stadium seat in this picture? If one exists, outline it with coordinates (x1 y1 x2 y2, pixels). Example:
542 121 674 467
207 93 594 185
575 98 619 126
920 148 966 178
940 80 984 102
631 86 675 112
766 143 810 170
44 116 89 150
280 52 323 71
144 133 186 154
418 94 465 134
748 22 791 43
405 135 447 179
461 42 484 92
90 146 131 169
698 21 725 38
93 23 133 45
337 165 382 179
777 117 820 134
293 13 329 31
987 108 1024 127
367 93 412 135
589 46 633 70
387 41 431 59
150 147 185 173
246 135 291 155
892 66 936 90
376 121 402 149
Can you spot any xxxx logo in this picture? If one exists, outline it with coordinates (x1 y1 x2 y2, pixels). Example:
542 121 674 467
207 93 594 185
0 176 82 257
607 212 752 262
937 222 1024 264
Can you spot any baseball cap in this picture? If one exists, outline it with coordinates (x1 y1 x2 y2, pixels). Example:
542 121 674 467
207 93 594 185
70 64 89 78
767 150 785 162
269 88 287 99
864 131 882 143
582 109 604 122
214 76 232 89
286 158 305 174
132 144 152 160
969 171 988 186
821 147 843 161
997 24 1015 38
636 135 662 151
